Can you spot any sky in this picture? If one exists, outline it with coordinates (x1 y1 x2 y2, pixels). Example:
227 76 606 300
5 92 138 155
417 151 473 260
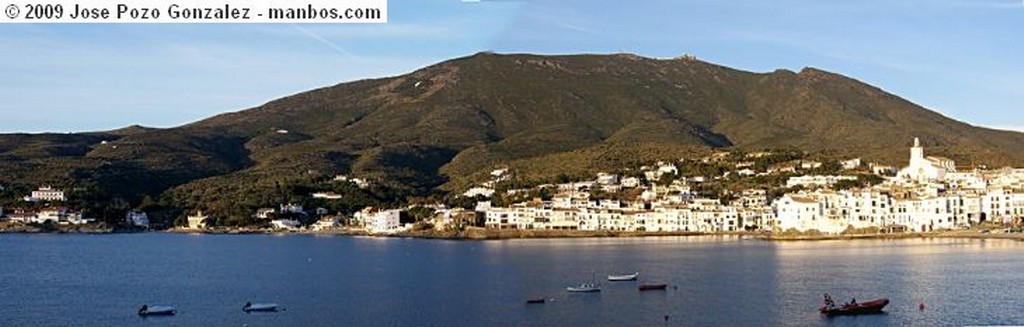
0 0 1022 133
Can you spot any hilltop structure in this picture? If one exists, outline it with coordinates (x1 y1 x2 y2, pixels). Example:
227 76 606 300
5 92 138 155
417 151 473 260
898 138 956 182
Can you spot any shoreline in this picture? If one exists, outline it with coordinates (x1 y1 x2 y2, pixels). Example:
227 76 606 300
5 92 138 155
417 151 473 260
4 222 1024 241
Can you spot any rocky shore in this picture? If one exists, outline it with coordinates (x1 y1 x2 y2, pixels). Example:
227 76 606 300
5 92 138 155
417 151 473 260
0 222 114 234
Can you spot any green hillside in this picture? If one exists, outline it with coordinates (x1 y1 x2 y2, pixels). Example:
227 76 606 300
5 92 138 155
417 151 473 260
2 52 1022 225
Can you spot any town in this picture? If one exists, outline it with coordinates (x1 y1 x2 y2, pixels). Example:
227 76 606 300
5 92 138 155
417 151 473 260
1 138 1023 237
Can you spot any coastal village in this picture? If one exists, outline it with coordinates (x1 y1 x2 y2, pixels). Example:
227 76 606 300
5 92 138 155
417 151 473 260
2 138 1024 237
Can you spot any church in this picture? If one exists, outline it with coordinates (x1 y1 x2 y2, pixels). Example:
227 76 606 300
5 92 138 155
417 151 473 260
897 138 956 182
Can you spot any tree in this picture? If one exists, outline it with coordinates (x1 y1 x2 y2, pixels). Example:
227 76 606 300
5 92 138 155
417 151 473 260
406 206 436 223
658 173 676 186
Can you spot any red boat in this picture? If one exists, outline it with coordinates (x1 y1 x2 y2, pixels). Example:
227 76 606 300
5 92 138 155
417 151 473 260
819 295 889 316
638 283 668 291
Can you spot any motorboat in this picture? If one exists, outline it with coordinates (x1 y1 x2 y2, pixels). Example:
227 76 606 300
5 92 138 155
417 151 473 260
566 283 601 292
820 294 889 316
138 305 176 316
638 283 668 291
526 298 547 304
243 302 279 312
607 272 639 281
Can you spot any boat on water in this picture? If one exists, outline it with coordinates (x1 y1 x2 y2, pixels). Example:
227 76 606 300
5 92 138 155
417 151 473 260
138 305 176 316
638 283 668 291
243 301 278 312
819 294 889 316
607 272 639 281
566 283 601 292
526 298 547 304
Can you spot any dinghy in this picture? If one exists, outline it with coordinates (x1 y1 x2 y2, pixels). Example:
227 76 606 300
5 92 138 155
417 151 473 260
138 304 176 316
243 301 279 312
607 272 639 281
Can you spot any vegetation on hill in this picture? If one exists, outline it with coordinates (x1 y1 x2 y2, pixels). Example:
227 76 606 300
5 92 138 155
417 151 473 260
2 52 1024 227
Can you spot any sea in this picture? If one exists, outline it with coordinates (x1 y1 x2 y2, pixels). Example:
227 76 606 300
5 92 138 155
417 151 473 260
1 233 1023 326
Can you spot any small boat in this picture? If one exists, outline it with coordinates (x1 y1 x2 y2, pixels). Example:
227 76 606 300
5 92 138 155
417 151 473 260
138 304 176 316
566 283 601 293
607 272 639 281
243 301 279 312
526 298 546 304
820 294 889 316
638 283 669 291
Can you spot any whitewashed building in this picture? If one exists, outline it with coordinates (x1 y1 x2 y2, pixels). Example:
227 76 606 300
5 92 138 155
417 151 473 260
463 187 495 198
774 194 832 233
23 186 66 202
270 219 301 230
126 211 150 228
311 217 341 231
898 138 956 182
356 208 402 234
187 211 209 229
311 192 342 199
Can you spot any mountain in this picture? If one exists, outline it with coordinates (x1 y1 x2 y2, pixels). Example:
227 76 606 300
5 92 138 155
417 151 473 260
2 52 1022 220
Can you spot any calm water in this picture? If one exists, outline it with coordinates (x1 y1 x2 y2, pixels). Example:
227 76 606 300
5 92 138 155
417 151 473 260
2 234 1024 326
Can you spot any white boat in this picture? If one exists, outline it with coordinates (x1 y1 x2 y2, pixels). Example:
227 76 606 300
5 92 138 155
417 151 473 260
243 302 279 312
138 304 176 316
607 272 639 281
566 283 601 292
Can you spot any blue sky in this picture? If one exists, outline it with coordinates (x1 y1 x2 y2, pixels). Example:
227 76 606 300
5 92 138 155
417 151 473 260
1 0 1022 133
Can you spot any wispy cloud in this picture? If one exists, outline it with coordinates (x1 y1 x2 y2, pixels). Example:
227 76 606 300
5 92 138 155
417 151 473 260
290 24 357 58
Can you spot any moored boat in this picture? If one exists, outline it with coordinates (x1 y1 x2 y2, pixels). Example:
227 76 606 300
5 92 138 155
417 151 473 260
243 301 279 312
566 283 601 292
138 304 176 316
638 283 668 291
819 294 889 316
607 272 639 281
526 298 546 304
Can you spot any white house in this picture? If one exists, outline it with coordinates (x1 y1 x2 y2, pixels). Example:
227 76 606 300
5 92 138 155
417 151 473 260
850 190 892 228
64 212 92 225
270 219 301 230
491 168 509 180
280 203 304 214
187 211 209 229
311 192 342 199
356 208 402 234
801 161 823 170
596 173 620 185
621 177 641 188
484 207 514 229
34 207 67 224
893 196 954 232
840 158 862 170
980 188 1024 224
24 186 66 202
463 187 495 198
773 194 840 233
126 210 150 228
311 217 341 231
946 193 983 227
656 163 678 177
254 208 276 220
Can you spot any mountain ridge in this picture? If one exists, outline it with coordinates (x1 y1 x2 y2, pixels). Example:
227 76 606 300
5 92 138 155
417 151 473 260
1 52 1021 223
